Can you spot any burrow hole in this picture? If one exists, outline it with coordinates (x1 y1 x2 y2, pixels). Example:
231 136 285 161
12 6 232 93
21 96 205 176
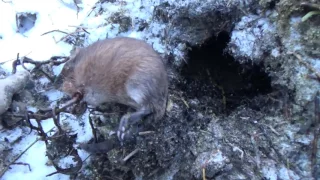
179 31 272 114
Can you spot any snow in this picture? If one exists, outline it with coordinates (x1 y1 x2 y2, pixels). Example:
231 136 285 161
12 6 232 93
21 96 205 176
0 0 168 179
278 165 300 180
230 14 276 61
261 160 277 180
2 133 69 180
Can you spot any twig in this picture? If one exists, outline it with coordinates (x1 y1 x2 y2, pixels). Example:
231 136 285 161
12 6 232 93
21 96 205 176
288 52 320 81
1 51 32 65
37 68 55 83
60 94 82 109
11 53 20 74
122 148 139 162
41 30 69 36
12 56 69 74
311 91 320 179
34 116 48 144
11 162 32 171
180 97 189 108
73 0 80 18
202 168 206 180
227 142 244 159
23 56 69 67
52 105 63 134
138 131 155 136
250 133 261 169
13 96 78 121
82 154 92 163
88 112 98 143
57 29 86 44
261 123 280 136
87 5 97 17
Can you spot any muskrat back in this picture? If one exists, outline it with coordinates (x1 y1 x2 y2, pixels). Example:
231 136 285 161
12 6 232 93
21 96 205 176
61 37 168 124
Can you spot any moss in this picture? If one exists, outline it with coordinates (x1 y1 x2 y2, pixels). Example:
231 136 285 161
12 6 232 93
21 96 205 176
275 0 301 37
298 20 320 57
108 12 132 33
258 0 320 57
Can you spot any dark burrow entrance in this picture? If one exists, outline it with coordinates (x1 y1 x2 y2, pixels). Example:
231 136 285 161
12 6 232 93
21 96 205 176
179 31 273 114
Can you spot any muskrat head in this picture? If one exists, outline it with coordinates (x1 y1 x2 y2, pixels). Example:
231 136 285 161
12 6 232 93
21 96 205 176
61 76 81 95
61 78 75 94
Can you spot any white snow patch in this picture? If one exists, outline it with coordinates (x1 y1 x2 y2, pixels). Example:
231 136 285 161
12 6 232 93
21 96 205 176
230 14 276 60
0 0 98 70
52 64 65 76
1 132 69 180
2 128 23 143
271 48 280 57
278 165 300 180
295 134 313 145
44 90 64 102
38 77 51 84
58 156 77 169
261 160 277 180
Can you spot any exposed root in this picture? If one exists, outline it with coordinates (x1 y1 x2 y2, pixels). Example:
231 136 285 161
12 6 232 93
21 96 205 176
2 94 84 177
311 91 320 179
12 56 70 82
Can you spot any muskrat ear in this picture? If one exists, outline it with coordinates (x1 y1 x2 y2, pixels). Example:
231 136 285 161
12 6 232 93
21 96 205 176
54 47 81 88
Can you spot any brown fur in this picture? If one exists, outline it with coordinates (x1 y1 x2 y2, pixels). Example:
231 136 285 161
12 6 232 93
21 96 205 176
61 37 168 121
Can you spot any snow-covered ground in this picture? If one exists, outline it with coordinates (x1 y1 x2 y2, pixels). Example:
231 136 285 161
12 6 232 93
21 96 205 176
0 0 168 179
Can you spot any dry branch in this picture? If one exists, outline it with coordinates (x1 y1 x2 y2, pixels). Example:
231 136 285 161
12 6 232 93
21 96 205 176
12 55 69 75
41 30 69 36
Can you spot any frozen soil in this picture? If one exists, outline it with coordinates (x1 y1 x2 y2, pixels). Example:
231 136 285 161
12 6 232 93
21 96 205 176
1 0 319 179
73 33 311 179
73 0 319 179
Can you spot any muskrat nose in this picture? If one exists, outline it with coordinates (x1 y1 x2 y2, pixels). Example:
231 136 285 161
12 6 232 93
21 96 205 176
73 90 84 102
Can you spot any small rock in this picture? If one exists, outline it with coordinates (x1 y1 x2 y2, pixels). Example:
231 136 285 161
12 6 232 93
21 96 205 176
0 70 30 115
2 128 23 143
16 12 37 34
1 100 28 127
192 150 230 179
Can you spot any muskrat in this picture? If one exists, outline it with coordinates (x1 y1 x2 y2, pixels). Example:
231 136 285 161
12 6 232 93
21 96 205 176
60 37 168 143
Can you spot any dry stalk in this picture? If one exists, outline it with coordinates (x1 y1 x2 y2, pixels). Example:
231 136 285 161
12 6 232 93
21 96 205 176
0 127 55 178
288 52 320 80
